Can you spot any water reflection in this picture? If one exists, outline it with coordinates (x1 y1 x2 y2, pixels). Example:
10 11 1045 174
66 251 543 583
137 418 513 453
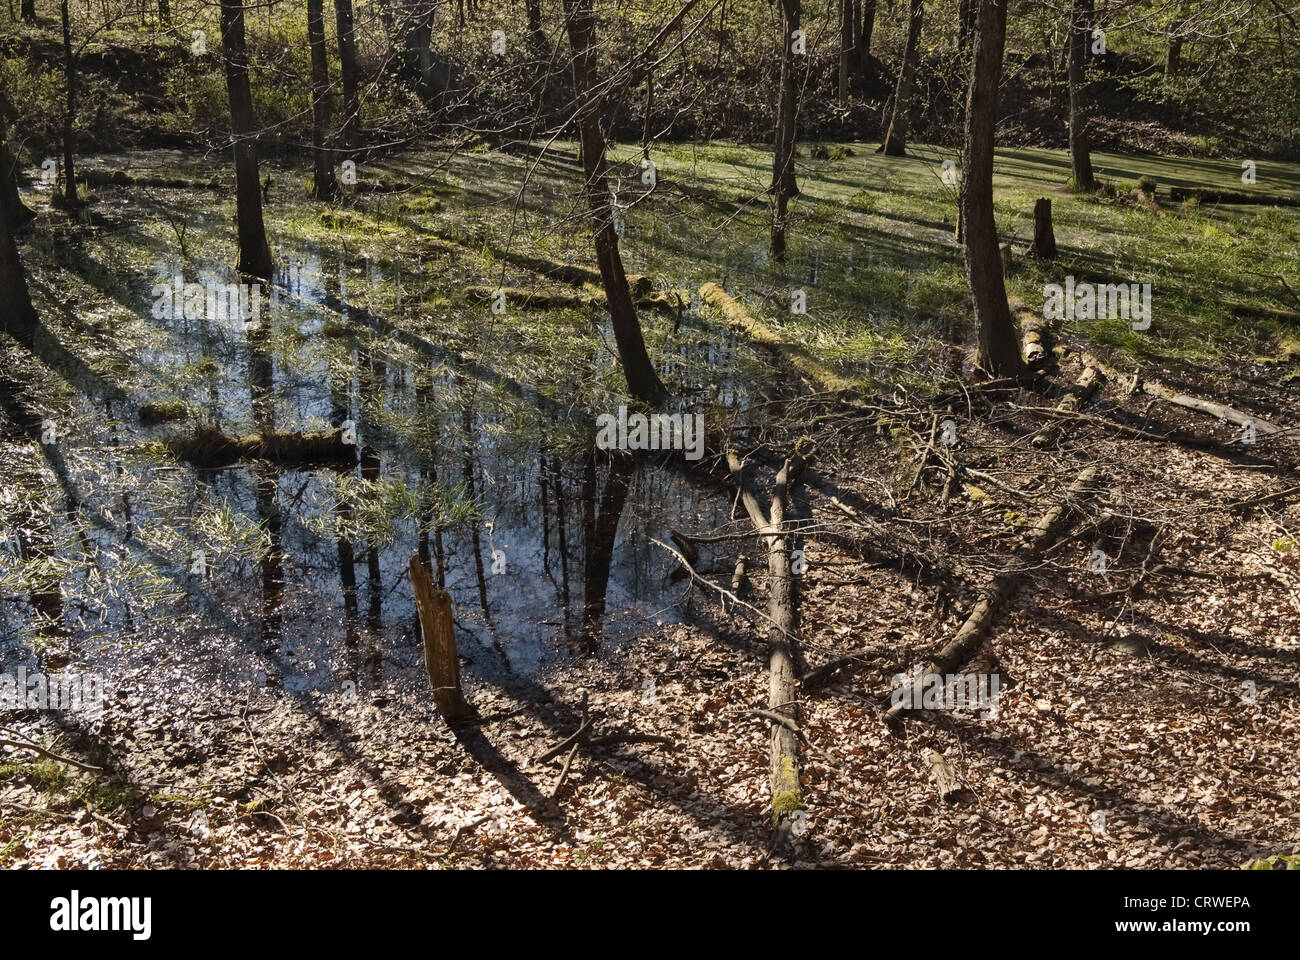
3 189 748 705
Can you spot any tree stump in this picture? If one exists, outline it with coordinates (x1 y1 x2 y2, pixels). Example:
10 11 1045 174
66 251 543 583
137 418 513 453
1026 197 1057 260
410 555 472 722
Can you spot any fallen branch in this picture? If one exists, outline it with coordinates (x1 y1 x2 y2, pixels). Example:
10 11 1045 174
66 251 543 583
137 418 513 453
0 731 104 774
883 466 1100 723
1084 353 1282 437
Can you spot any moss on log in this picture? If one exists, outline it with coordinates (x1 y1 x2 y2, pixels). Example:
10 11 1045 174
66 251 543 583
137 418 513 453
699 282 855 392
168 426 355 467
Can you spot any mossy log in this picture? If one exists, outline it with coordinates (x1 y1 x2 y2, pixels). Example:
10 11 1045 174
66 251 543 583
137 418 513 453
1031 363 1102 447
82 169 223 190
1169 187 1300 207
1011 297 1050 367
700 282 855 392
168 426 355 467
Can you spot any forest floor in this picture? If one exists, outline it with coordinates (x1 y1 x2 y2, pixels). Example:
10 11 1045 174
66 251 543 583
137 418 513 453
1 141 1298 868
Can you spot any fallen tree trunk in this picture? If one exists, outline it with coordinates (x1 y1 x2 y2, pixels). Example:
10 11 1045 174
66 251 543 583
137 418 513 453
411 555 473 722
167 426 355 467
1031 363 1102 447
1010 298 1049 367
463 283 678 316
884 465 1099 723
727 450 804 849
1169 186 1300 207
701 282 854 391
1084 353 1281 436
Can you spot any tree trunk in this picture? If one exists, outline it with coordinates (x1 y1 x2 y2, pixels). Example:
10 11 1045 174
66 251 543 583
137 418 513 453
60 0 78 209
410 556 472 722
524 0 545 53
1025 196 1056 259
219 0 274 279
0 173 39 337
961 0 1022 377
561 0 667 403
0 117 34 231
1067 0 1094 189
858 0 875 60
727 452 803 851
879 0 923 156
838 0 853 102
958 0 974 50
770 0 801 259
1164 34 1182 80
334 0 362 152
20 0 35 22
307 0 338 201
158 0 170 25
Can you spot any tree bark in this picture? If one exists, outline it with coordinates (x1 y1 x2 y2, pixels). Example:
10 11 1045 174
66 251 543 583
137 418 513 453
410 556 473 722
307 0 338 201
770 0 801 259
219 0 274 279
961 0 1022 377
0 113 34 231
524 0 546 54
879 0 923 156
1067 0 1095 189
561 0 667 403
1025 196 1056 259
728 451 803 849
0 171 39 337
334 0 363 152
858 0 876 60
1164 34 1183 80
838 0 853 102
59 0 78 209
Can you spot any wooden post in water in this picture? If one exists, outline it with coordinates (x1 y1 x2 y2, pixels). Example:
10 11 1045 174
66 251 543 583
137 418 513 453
410 555 472 722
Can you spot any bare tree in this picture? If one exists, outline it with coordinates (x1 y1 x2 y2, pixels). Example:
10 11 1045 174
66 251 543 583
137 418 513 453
58 0 80 209
561 0 666 403
961 0 1022 376
879 0 923 156
219 0 274 278
307 0 339 200
770 0 801 259
335 0 363 152
1067 0 1095 189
